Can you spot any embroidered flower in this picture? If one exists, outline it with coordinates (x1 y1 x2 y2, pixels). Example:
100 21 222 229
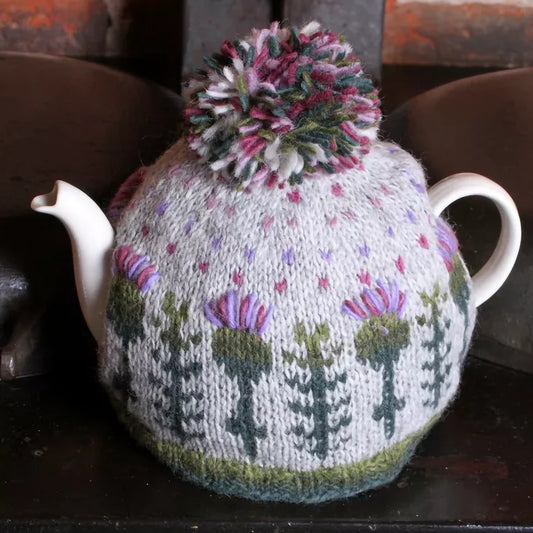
205 291 274 337
113 246 160 292
343 280 410 440
205 290 274 459
435 218 459 272
342 279 406 320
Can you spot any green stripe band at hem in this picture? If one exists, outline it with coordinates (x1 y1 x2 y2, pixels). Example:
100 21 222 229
111 395 440 503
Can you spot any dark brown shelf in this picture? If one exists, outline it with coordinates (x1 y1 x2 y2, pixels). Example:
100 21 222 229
1 355 532 532
1 54 532 533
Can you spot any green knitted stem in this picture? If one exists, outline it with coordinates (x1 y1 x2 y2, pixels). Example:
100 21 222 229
449 255 472 360
285 322 351 460
107 276 146 348
106 276 146 403
159 292 204 439
420 285 452 409
110 393 441 503
355 314 410 439
212 328 272 459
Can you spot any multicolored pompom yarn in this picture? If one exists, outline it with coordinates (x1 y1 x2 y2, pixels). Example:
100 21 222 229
185 21 381 189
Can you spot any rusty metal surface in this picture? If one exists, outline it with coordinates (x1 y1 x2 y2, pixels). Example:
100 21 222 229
0 0 383 87
181 0 271 79
284 0 385 80
0 0 109 56
384 0 533 68
0 0 183 88
382 67 533 358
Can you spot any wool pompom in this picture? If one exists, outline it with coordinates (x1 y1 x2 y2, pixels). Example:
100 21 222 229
185 21 381 189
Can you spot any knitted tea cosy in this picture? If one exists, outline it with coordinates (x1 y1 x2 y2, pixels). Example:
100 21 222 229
102 21 476 503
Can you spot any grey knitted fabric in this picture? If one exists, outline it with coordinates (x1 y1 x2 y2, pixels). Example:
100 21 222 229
101 137 476 503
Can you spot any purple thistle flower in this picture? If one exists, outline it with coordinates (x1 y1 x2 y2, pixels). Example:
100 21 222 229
343 280 407 320
435 219 459 272
205 291 274 337
113 246 160 292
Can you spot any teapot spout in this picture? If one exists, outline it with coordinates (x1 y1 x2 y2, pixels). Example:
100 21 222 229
31 181 115 344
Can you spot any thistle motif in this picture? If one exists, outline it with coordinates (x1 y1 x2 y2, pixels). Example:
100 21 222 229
344 280 410 439
418 285 452 409
106 246 160 404
436 219 471 359
155 293 204 439
435 218 458 274
113 245 161 292
283 322 350 460
205 291 274 459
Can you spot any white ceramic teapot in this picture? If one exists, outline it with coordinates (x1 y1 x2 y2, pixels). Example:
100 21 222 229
31 173 521 345
31 22 521 503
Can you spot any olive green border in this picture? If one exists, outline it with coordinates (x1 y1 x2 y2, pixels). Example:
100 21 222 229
110 392 440 503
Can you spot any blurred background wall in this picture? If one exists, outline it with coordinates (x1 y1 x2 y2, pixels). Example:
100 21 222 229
0 0 183 87
384 0 533 67
1 0 533 89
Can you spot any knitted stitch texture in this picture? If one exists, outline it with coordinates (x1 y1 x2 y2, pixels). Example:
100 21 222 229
101 22 477 503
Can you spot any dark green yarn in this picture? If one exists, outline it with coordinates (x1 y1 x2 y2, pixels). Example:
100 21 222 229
202 53 228 74
450 255 468 299
355 314 410 439
284 322 351 460
107 276 146 403
212 328 272 365
212 329 272 459
354 76 375 94
449 255 472 361
418 285 452 409
158 292 204 439
107 276 146 348
110 393 442 503
268 35 281 57
245 45 255 68
236 74 249 113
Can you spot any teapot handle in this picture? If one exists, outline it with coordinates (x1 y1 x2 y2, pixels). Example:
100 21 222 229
428 172 521 307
